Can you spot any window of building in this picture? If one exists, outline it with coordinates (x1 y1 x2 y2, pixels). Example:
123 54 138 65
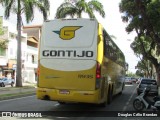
10 48 13 55
32 55 34 63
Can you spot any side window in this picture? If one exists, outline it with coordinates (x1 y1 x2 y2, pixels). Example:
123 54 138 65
103 30 106 55
103 30 110 58
102 29 125 67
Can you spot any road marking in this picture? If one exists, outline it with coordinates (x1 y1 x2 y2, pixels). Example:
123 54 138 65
0 95 36 103
125 84 133 87
122 86 137 111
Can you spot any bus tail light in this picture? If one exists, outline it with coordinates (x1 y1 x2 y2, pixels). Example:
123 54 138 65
37 66 40 86
96 62 101 79
95 62 101 89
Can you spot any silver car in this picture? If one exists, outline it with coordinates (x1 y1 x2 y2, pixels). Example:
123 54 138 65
0 77 15 87
137 78 158 95
125 77 132 84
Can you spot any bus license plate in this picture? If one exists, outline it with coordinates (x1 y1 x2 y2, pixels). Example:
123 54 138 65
59 90 70 94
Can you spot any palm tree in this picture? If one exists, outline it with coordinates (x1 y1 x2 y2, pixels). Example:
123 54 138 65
56 0 105 19
0 17 8 49
0 0 50 87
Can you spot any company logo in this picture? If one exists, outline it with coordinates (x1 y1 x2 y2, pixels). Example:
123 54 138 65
53 26 82 40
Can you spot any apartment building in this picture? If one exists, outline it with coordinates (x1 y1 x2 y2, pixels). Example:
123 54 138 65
23 25 41 83
0 16 27 81
0 16 40 83
23 36 38 83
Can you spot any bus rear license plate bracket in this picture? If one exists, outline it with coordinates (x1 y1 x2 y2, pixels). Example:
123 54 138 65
59 90 70 94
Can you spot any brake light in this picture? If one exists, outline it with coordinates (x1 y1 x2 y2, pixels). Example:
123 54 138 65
96 62 101 79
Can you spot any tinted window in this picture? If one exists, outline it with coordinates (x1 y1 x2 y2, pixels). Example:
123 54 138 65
141 79 157 85
103 30 125 67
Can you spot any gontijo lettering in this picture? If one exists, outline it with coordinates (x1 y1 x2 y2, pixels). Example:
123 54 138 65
42 50 94 57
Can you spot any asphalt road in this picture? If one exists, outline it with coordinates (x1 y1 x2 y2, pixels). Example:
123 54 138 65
0 83 159 120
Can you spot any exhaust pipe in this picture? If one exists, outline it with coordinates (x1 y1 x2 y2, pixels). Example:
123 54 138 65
43 95 50 100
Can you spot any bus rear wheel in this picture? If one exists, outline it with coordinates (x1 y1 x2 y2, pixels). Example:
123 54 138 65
58 101 66 105
99 100 107 107
107 88 112 104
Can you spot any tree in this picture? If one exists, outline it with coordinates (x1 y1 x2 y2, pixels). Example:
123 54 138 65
0 0 50 87
136 59 153 78
0 17 8 49
0 17 4 35
130 35 157 78
55 0 105 18
119 0 160 87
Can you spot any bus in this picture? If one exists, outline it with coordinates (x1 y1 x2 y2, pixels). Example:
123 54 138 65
37 18 127 106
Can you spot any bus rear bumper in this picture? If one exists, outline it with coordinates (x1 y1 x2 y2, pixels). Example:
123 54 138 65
36 87 101 104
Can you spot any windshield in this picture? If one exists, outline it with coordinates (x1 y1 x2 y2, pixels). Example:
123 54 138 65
141 79 157 85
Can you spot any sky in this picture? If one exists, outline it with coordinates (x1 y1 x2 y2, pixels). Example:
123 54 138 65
0 0 139 73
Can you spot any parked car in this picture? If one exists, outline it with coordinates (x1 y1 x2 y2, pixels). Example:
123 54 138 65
131 77 137 83
0 77 15 87
125 77 132 84
137 78 158 95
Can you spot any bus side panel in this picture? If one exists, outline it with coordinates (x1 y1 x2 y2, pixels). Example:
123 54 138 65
102 58 125 96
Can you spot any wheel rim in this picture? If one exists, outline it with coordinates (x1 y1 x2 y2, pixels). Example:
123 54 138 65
133 100 144 111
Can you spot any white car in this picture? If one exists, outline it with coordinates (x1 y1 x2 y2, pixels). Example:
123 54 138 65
0 77 15 87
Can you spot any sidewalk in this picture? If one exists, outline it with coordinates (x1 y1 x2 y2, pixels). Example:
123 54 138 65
0 82 36 100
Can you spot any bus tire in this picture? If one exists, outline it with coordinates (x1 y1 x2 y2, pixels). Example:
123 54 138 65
99 100 107 107
107 87 112 104
58 101 66 105
119 83 125 95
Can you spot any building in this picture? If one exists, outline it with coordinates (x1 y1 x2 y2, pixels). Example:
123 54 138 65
23 25 41 41
23 36 38 83
0 16 27 80
23 25 42 83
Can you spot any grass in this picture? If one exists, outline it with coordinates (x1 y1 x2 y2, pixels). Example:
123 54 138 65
0 91 36 100
0 91 35 97
0 85 36 100
0 86 36 91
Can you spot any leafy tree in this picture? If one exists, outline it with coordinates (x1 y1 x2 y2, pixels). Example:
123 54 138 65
0 0 50 87
136 59 153 78
55 0 105 18
119 0 160 87
126 71 136 77
0 17 8 49
136 70 144 77
0 17 4 35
